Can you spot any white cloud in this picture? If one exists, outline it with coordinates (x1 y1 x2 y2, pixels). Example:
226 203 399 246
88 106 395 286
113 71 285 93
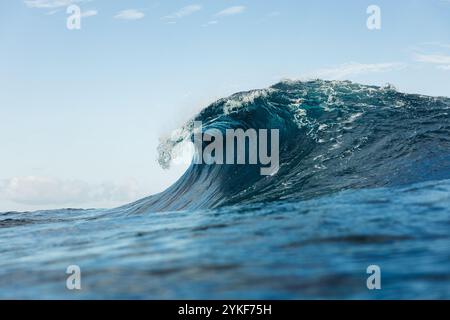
163 4 202 20
114 9 145 20
24 0 86 9
45 9 60 15
420 42 450 50
202 20 218 27
411 42 450 71
437 65 450 70
215 6 246 17
81 9 97 18
308 62 406 80
25 0 97 18
0 176 142 207
267 11 281 17
413 53 450 65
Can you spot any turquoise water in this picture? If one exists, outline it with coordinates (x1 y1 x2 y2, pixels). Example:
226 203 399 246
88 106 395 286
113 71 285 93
0 179 449 299
1 80 449 299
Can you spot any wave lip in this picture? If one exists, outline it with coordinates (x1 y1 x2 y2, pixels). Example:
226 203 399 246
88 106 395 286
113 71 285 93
125 80 450 214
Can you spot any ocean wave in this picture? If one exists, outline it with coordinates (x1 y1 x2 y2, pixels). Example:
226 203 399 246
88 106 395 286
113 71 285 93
124 79 450 214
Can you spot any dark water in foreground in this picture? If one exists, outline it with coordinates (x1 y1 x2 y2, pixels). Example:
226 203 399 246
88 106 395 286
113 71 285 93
0 179 449 299
1 80 449 299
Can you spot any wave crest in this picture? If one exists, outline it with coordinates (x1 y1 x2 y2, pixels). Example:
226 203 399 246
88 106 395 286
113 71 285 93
131 79 450 214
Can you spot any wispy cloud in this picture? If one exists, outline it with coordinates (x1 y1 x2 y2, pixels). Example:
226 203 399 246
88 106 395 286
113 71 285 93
163 4 202 20
0 176 141 206
412 41 450 71
413 53 450 70
420 42 450 50
81 9 97 18
308 62 406 80
438 65 450 70
267 11 281 17
214 6 246 17
202 20 218 27
114 9 145 20
414 53 450 64
45 9 60 15
25 0 97 17
24 0 87 9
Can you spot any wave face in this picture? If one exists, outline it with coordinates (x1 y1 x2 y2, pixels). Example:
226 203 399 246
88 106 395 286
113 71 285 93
1 80 450 299
120 80 450 214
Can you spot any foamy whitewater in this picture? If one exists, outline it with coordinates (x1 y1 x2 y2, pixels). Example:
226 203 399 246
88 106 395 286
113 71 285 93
1 80 449 299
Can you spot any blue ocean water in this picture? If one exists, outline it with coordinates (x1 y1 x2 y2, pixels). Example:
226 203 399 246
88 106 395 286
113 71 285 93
0 80 449 299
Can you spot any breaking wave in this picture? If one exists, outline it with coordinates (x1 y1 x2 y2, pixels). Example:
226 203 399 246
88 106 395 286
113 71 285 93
119 79 450 214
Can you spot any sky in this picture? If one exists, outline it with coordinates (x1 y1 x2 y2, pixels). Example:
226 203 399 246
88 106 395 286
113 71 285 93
0 0 449 211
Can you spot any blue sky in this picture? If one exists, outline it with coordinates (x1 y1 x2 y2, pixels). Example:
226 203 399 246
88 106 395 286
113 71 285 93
0 0 449 211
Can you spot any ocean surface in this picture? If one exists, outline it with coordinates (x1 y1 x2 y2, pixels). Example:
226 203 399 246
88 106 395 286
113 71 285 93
1 80 449 299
